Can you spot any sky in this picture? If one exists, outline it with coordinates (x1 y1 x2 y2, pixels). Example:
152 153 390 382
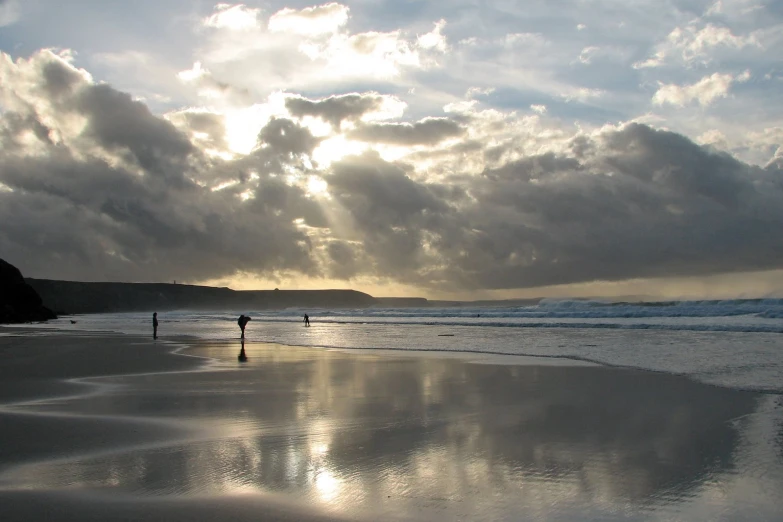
1 0 782 300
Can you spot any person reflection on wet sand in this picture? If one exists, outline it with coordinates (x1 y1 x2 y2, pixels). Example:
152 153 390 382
238 338 247 362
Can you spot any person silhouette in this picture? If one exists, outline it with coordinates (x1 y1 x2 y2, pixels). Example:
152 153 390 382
238 314 251 338
153 312 159 340
238 338 247 362
303 313 310 327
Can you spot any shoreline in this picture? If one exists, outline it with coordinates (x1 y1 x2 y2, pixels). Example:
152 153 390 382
7 324 782 396
12 315 783 395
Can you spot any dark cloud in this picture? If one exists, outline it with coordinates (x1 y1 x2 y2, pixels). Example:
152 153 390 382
76 84 195 184
0 51 321 283
326 152 455 275
257 117 321 158
348 117 464 145
40 59 84 100
236 117 325 187
326 241 361 279
435 124 783 289
285 93 387 129
312 124 783 291
328 151 448 231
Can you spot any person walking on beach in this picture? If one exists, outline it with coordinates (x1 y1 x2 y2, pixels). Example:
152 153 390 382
238 314 251 338
303 313 310 327
152 312 159 340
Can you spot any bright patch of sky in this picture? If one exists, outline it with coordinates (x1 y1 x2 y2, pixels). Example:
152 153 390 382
1 1 779 164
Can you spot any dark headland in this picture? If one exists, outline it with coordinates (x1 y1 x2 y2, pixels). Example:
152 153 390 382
25 278 378 315
0 259 57 323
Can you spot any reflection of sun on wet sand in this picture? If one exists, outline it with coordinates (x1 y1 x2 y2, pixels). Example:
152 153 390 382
0 329 781 521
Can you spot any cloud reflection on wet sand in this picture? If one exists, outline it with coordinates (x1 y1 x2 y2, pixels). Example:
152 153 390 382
3 343 781 521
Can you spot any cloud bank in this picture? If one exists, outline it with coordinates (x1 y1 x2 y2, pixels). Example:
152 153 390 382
2 47 782 296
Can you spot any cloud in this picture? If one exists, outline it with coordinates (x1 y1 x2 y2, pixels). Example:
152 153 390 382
302 30 424 78
306 120 783 291
348 117 464 146
172 2 452 109
578 46 600 65
257 116 322 158
203 4 261 30
325 240 362 279
284 92 403 129
166 108 230 154
326 151 453 275
561 87 604 103
530 104 547 114
426 123 783 289
417 19 448 52
268 2 349 35
466 87 495 99
652 72 740 106
177 61 251 104
0 50 322 283
634 22 759 68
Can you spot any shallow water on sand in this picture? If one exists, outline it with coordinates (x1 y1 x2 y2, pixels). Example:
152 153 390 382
27 311 783 392
2 343 782 521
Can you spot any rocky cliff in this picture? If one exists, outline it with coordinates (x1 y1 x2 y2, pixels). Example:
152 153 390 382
0 259 57 323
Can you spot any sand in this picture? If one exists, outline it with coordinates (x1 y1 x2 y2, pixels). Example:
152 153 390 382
0 327 781 521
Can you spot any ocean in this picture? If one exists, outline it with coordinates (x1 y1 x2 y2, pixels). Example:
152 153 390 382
26 298 783 394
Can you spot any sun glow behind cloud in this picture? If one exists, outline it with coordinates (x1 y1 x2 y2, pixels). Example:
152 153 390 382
306 175 329 197
312 135 367 165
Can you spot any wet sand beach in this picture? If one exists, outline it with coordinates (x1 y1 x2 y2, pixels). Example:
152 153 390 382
0 329 781 521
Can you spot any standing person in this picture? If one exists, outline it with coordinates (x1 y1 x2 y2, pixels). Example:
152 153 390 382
303 313 310 327
238 314 251 338
152 312 159 340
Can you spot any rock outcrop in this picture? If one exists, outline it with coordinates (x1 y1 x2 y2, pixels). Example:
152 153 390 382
0 259 57 323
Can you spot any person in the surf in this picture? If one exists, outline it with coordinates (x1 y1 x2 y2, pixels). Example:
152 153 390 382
303 313 310 327
153 312 159 340
238 314 251 338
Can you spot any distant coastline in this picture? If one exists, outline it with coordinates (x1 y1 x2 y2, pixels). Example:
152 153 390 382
24 278 550 316
25 279 375 315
